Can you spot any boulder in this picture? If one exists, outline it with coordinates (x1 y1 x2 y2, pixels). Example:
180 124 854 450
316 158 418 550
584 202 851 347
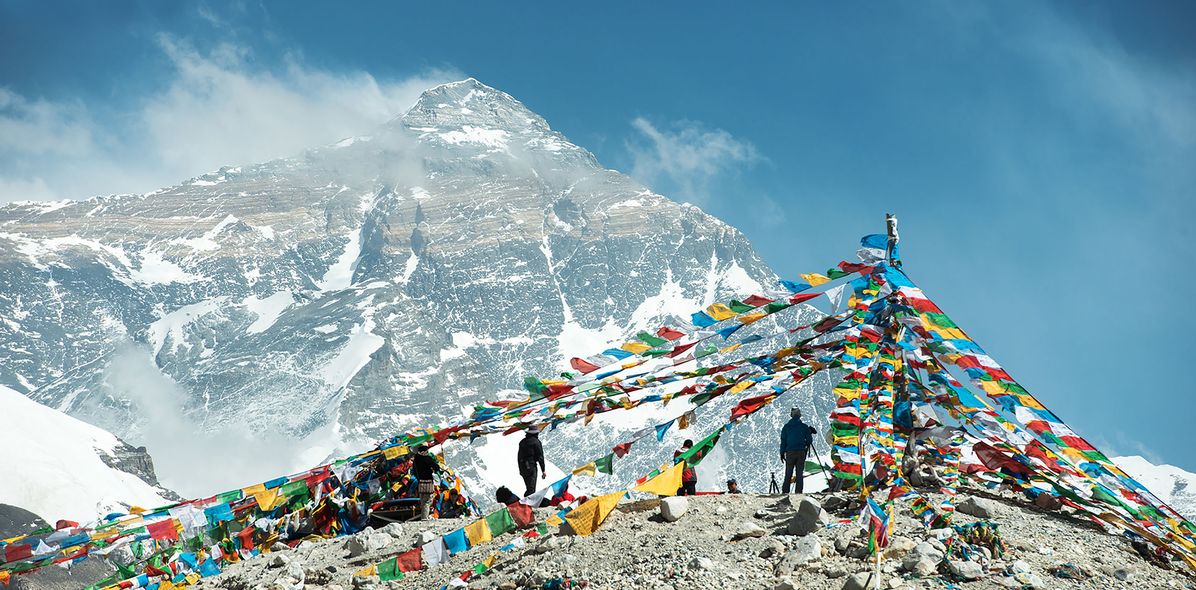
660 496 689 522
732 521 768 540
1033 493 1063 511
843 572 879 590
956 496 1000 519
774 578 797 590
787 497 829 535
775 536 822 575
901 556 938 577
689 556 715 570
910 541 943 560
948 559 985 580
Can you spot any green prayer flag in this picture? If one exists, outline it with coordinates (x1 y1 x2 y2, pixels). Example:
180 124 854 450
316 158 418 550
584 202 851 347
595 454 615 475
728 300 755 313
635 331 668 347
674 429 721 467
486 507 516 537
279 480 309 498
378 556 404 581
116 562 136 580
217 490 243 503
472 561 489 575
803 461 822 474
523 375 548 399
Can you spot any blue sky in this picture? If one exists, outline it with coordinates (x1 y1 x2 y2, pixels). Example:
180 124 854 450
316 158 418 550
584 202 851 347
1 1 1194 470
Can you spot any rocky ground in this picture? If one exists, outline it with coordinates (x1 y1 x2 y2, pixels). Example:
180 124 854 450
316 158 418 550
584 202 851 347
194 489 1196 590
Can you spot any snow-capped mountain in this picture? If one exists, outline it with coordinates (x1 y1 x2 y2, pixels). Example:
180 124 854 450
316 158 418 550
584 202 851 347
0 385 172 523
0 79 832 503
1113 456 1196 521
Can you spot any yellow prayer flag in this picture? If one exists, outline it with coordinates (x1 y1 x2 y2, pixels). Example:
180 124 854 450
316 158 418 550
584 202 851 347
705 303 737 320
464 517 493 545
729 380 755 394
184 573 201 585
620 341 651 354
719 343 743 354
242 483 266 495
353 563 378 578
563 491 626 536
482 553 498 568
254 488 280 511
800 273 832 286
737 312 766 325
572 462 597 477
383 445 409 460
633 461 685 497
545 513 564 527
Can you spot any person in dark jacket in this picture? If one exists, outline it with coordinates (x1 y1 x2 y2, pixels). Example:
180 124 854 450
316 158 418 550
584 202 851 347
495 486 520 506
673 439 698 495
779 408 816 493
412 445 441 519
517 426 546 496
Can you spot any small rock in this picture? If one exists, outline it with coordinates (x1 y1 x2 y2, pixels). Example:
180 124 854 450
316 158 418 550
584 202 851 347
1033 493 1063 511
774 577 797 590
660 496 689 522
1113 569 1133 582
842 572 879 590
825 566 848 579
497 582 517 590
822 495 850 512
956 496 1000 519
733 521 767 540
928 528 954 541
351 575 378 590
345 535 369 557
268 553 290 568
948 559 985 580
887 576 905 589
715 505 729 515
759 538 786 558
787 498 830 536
1014 572 1046 588
775 536 822 575
689 556 714 570
835 537 852 554
1009 559 1031 574
419 529 438 544
380 522 405 539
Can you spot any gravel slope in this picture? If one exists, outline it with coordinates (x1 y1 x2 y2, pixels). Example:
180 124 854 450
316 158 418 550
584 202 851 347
192 489 1196 590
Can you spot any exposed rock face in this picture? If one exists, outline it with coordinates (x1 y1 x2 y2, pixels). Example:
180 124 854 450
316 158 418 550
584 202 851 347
0 78 837 498
97 442 168 491
0 504 46 540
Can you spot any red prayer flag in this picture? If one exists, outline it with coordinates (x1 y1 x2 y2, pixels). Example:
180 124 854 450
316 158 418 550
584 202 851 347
396 547 423 572
147 518 179 541
508 502 535 528
4 542 32 562
612 442 633 458
570 357 601 374
742 294 774 307
788 293 820 305
655 326 686 341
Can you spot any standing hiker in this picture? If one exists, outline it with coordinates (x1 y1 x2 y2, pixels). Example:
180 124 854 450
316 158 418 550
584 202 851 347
674 439 698 496
779 408 816 493
412 445 441 519
517 426 546 497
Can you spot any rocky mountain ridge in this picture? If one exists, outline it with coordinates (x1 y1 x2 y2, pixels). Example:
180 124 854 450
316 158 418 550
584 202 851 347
0 78 803 501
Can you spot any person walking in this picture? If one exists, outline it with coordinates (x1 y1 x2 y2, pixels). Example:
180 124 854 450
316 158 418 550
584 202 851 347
517 426 546 497
412 445 441 520
779 408 816 494
674 439 698 496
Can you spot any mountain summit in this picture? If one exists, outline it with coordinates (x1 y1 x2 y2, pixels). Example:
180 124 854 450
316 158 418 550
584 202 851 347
0 79 788 500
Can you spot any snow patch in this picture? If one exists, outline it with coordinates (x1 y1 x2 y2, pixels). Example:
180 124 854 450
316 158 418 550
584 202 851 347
243 291 295 334
147 298 227 354
439 126 509 149
0 384 168 522
320 321 384 389
314 324 338 334
318 233 361 291
128 251 206 285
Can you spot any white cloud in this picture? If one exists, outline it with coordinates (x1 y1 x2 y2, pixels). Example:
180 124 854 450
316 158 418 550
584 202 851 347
625 117 761 204
0 37 459 203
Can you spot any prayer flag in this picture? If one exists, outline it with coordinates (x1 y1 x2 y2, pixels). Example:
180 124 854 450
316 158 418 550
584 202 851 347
444 529 469 555
563 491 626 536
486 508 517 537
572 462 597 477
633 462 685 496
464 518 492 546
595 454 615 475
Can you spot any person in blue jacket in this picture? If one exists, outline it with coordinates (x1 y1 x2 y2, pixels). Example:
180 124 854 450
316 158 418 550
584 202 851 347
780 408 816 493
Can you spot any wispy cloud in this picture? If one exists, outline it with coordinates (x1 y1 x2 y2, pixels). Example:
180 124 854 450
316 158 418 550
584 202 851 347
0 37 459 203
624 117 761 205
